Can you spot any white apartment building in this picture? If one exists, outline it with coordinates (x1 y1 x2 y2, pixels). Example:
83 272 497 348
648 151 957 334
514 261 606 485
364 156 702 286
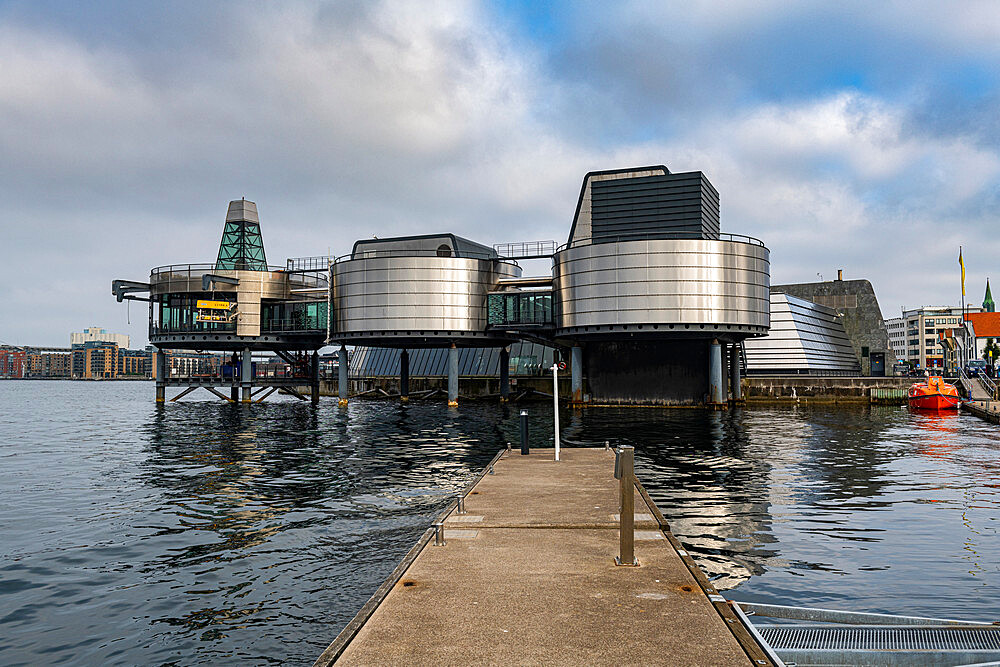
70 326 130 350
884 306 980 369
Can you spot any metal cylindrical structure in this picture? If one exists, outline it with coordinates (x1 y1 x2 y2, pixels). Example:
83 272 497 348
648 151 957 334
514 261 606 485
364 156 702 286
447 344 458 406
553 238 769 336
519 409 529 455
499 347 510 402
331 254 519 343
399 349 409 402
730 344 742 402
709 339 723 405
338 344 349 406
571 346 583 403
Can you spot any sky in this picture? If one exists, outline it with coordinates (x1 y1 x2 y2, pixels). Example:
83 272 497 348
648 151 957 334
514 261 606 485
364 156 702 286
2 0 1000 347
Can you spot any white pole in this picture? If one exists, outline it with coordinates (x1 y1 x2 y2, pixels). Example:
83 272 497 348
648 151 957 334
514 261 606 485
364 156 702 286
552 363 560 461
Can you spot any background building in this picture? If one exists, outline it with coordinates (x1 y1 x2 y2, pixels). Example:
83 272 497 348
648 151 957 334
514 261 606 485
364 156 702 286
27 352 71 378
770 275 896 375
0 347 27 378
743 293 860 375
886 306 982 370
70 326 129 350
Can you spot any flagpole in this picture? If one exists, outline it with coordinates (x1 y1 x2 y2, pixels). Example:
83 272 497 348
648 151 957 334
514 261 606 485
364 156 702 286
961 246 966 371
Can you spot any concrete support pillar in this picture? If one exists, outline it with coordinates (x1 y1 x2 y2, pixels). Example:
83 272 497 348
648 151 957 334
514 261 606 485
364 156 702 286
338 344 349 407
499 347 510 403
155 349 166 403
709 339 724 407
311 351 320 405
571 345 583 404
400 349 409 403
730 344 743 402
230 352 239 402
722 343 731 406
447 343 459 407
241 347 252 403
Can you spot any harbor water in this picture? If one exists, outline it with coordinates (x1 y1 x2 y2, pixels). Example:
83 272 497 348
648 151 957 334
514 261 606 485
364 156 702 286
1 381 998 664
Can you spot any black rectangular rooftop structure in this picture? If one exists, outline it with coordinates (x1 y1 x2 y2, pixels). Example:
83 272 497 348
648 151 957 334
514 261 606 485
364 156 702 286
590 171 719 242
352 233 497 259
567 166 721 245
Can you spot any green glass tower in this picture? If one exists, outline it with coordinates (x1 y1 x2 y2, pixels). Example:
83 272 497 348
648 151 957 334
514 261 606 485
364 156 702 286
216 199 267 271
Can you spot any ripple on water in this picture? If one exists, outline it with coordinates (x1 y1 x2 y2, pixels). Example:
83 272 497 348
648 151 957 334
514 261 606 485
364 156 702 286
2 384 999 663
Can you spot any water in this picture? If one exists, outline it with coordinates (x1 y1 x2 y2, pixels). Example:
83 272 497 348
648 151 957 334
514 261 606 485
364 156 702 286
1 382 998 664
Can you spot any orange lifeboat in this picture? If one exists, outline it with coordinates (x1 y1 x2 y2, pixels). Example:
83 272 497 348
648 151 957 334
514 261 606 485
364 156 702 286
908 376 962 410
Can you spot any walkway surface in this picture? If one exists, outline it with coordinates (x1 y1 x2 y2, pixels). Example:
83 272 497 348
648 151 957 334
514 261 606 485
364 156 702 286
962 376 994 402
964 399 1000 424
321 448 758 666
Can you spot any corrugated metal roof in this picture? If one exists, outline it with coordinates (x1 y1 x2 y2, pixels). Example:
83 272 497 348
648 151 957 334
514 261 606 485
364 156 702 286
348 342 555 378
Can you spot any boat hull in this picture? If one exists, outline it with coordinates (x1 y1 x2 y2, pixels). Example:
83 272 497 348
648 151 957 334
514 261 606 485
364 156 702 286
908 393 961 410
909 377 961 410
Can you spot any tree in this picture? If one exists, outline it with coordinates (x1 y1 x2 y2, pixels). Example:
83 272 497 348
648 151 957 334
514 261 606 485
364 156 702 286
984 338 1000 367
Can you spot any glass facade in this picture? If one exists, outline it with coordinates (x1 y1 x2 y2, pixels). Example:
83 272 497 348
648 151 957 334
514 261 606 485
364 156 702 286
487 291 553 327
153 295 327 335
262 301 328 332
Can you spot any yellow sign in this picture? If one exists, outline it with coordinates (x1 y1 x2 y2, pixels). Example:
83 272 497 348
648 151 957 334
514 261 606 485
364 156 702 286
197 300 232 310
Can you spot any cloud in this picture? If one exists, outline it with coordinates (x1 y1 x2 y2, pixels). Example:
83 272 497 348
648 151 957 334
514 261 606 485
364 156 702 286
1 1 1000 346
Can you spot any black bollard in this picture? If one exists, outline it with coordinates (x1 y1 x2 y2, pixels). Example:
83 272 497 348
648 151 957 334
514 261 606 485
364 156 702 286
519 409 529 455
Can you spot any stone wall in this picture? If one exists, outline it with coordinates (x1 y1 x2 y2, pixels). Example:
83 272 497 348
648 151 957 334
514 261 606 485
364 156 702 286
744 376 912 403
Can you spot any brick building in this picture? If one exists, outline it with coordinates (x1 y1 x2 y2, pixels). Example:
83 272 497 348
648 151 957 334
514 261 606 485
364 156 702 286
0 348 27 378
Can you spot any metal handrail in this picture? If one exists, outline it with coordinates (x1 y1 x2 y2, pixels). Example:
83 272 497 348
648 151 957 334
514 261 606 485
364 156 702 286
960 366 997 398
332 249 519 265
151 263 290 275
493 240 557 258
285 256 332 272
556 232 766 252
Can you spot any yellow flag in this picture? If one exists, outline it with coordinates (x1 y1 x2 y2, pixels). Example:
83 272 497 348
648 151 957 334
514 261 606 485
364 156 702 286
959 247 966 297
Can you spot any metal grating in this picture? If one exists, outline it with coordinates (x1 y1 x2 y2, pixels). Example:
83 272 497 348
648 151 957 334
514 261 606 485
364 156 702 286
760 625 1000 651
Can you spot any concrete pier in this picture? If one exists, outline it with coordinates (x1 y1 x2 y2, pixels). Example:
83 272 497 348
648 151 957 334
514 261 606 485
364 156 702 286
499 347 509 403
571 345 583 403
709 339 724 407
317 448 767 666
338 345 349 407
730 344 743 402
399 349 409 403
447 343 458 407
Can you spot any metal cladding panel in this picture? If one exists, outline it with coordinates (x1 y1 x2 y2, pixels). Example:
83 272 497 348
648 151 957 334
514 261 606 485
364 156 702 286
744 293 861 373
332 256 520 335
553 239 770 332
590 172 720 242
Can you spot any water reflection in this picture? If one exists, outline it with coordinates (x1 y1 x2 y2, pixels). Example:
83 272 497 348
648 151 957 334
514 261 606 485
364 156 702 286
3 383 999 665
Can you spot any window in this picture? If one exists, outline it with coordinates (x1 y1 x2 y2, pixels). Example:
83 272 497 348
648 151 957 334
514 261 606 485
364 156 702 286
436 244 452 257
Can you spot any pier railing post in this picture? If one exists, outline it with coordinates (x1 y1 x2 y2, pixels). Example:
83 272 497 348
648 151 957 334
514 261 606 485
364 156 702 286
551 364 560 461
519 409 529 455
615 446 637 566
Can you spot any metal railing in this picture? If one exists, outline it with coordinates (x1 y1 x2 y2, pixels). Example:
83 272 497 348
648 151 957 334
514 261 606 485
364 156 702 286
557 232 766 252
493 240 557 258
262 317 326 333
285 256 331 272
333 248 515 264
